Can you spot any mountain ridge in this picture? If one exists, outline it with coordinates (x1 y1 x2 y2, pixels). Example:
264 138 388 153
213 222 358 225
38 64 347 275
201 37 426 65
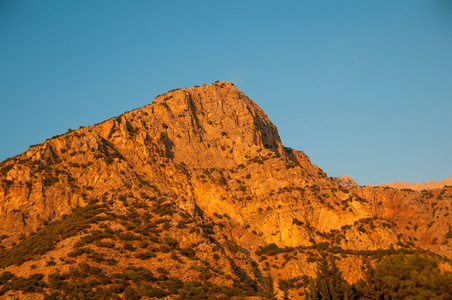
366 176 452 191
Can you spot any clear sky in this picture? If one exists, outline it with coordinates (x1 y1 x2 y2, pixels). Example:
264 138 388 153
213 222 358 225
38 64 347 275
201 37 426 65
1 1 451 186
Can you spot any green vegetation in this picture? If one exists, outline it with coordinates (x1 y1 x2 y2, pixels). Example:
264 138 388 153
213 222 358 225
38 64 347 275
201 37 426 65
357 254 452 299
248 156 265 164
264 272 277 299
305 252 354 299
253 237 441 282
0 164 14 176
0 203 106 268
0 272 46 296
42 262 259 299
1 144 450 300
292 218 304 226
0 192 266 299
304 253 452 299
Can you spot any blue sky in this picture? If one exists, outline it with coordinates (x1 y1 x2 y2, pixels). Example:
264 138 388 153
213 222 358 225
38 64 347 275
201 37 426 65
1 1 451 185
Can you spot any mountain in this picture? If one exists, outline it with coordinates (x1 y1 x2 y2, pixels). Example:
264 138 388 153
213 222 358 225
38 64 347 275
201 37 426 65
331 175 359 189
0 81 451 299
368 176 452 191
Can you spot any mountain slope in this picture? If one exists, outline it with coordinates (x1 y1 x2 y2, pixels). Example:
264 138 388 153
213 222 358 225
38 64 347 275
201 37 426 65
0 81 450 299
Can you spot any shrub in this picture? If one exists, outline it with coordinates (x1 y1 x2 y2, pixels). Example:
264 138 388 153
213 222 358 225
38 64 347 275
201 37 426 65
139 283 167 297
292 218 304 226
445 230 452 239
0 164 14 176
357 225 366 233
123 286 140 300
382 222 392 229
156 267 168 275
179 248 197 260
135 251 156 260
255 243 286 256
123 243 136 251
0 273 45 295
358 254 452 298
164 237 178 249
0 204 105 268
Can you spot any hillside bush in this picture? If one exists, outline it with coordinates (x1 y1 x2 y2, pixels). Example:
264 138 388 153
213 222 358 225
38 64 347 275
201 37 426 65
0 203 105 267
357 254 452 298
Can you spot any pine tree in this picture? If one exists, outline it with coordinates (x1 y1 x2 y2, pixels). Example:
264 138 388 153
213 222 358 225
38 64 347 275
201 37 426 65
305 252 354 300
357 254 452 299
282 289 290 300
265 272 277 300
306 278 320 300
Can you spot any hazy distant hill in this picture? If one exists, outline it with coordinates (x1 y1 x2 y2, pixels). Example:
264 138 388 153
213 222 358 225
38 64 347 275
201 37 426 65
371 176 452 191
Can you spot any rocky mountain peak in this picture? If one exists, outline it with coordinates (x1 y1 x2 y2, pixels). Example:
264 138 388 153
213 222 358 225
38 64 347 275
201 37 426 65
142 81 286 169
332 175 359 189
0 81 297 236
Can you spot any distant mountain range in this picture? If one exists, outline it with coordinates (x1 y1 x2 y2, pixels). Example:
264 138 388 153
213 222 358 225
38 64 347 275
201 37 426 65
332 175 452 191
365 176 452 191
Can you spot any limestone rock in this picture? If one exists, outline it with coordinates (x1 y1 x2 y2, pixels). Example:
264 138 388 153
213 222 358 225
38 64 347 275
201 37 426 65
332 175 359 189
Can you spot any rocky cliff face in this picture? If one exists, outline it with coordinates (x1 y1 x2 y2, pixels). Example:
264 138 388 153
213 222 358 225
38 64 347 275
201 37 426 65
0 82 450 299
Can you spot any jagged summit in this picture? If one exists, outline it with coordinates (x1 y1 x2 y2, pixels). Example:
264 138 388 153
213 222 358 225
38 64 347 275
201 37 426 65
143 81 286 168
332 175 359 189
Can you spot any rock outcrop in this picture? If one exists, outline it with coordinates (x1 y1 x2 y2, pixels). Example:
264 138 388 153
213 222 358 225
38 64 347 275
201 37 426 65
332 175 359 189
